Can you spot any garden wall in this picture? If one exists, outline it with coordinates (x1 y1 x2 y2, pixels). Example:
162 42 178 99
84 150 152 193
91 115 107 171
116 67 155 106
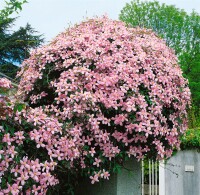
75 158 141 195
164 150 200 195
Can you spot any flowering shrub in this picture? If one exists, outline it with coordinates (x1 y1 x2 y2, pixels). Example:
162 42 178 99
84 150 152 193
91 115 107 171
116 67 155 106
0 78 12 89
1 16 190 194
0 79 59 194
0 78 13 120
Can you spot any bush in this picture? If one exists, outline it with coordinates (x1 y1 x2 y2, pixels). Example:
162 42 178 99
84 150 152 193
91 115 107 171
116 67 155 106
180 128 200 150
1 17 190 194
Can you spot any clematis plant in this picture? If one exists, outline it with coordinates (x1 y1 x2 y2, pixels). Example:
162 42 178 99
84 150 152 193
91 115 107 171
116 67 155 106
1 16 190 194
0 78 59 195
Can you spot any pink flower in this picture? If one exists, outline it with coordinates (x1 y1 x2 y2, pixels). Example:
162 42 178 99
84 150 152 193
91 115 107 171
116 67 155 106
4 183 22 195
0 78 12 89
17 172 29 185
112 114 128 126
89 147 96 157
90 173 100 184
29 169 40 182
93 158 102 167
101 169 110 180
2 133 12 145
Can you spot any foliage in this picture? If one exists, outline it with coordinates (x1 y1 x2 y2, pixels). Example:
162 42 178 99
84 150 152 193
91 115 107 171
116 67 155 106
1 17 190 194
0 0 44 79
180 128 200 150
0 0 27 20
0 63 19 79
119 0 200 124
0 19 44 79
187 106 200 128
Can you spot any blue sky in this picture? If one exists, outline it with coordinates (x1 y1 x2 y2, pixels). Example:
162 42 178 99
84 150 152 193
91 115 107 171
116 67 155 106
0 0 200 42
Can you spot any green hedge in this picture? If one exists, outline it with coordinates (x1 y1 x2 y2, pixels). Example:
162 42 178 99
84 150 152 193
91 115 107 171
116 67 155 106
180 128 200 150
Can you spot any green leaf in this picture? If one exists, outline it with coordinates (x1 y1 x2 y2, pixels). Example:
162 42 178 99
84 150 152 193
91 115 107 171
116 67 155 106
14 103 25 112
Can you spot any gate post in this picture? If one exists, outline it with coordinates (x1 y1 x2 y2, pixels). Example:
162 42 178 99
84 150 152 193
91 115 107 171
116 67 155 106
159 160 166 195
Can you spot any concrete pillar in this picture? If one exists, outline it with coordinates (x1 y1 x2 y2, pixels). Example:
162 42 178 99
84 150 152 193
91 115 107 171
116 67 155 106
75 158 141 195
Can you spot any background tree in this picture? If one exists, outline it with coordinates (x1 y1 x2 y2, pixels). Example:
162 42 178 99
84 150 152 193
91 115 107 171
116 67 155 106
0 0 27 19
119 0 200 127
0 0 44 79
